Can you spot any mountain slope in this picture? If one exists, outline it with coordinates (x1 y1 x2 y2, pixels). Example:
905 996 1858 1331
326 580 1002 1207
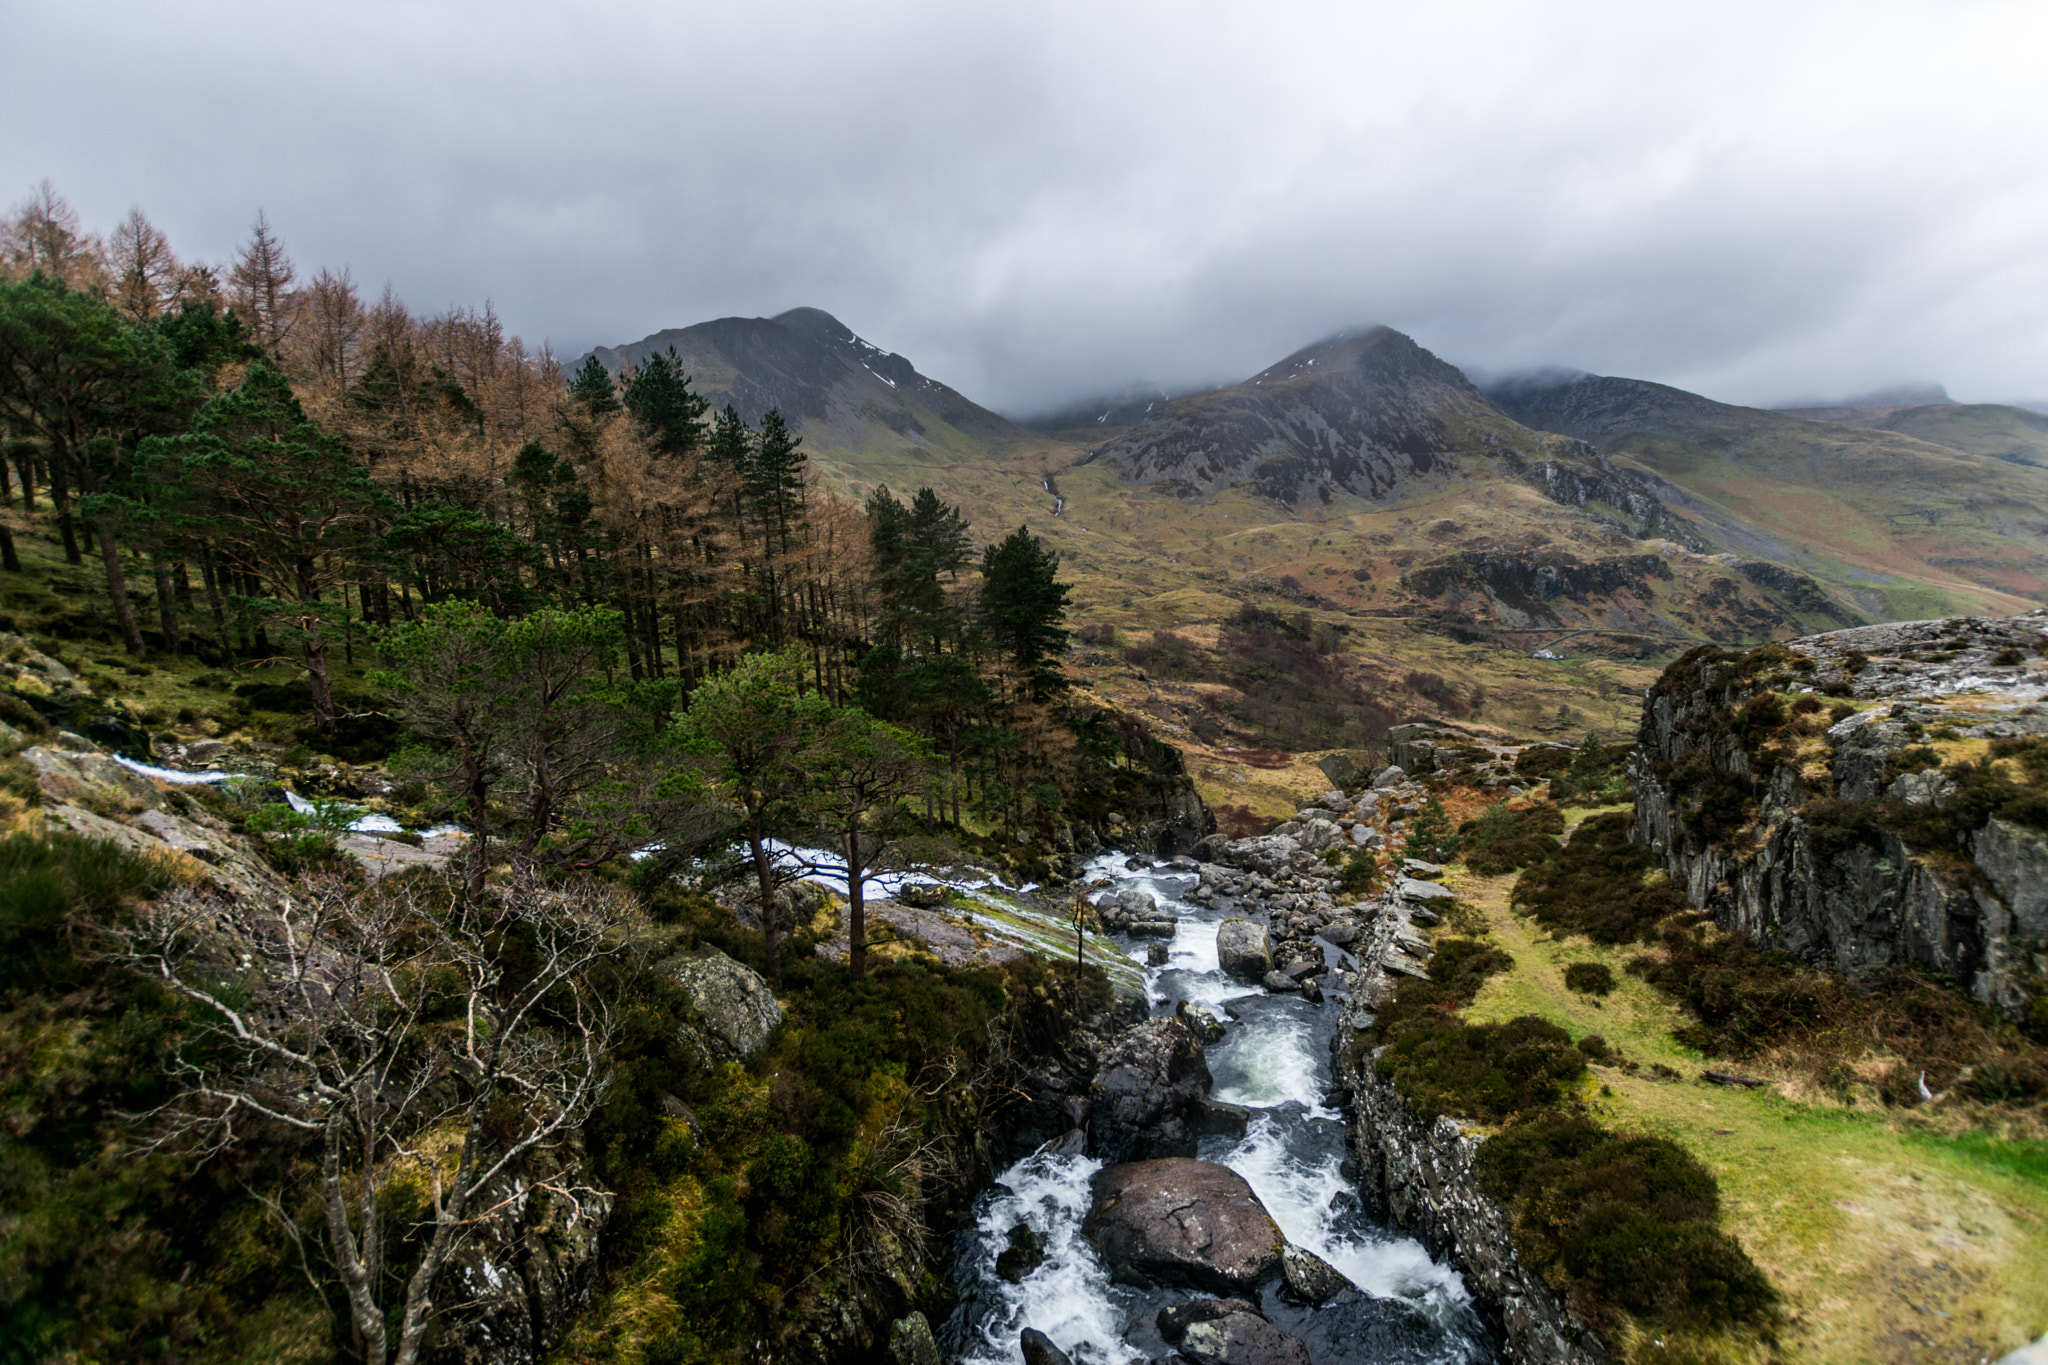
586 306 1036 461
1488 372 2048 618
1089 327 1514 504
1780 401 2048 469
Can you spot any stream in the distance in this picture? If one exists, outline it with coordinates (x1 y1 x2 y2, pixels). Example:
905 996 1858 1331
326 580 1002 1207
945 854 1495 1363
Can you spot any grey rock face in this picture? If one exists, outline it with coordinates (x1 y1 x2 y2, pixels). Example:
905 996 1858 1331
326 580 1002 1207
1084 1158 1284 1295
896 881 948 908
1279 1243 1348 1305
654 945 783 1063
1317 751 1364 789
1157 1297 1261 1343
1632 610 2048 1017
1261 970 1301 993
1331 885 1607 1365
1221 834 1302 876
1089 1018 1212 1164
1215 919 1273 984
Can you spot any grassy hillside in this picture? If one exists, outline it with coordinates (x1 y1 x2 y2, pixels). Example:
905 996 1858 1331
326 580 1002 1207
1782 402 2048 471
1432 818 2048 1365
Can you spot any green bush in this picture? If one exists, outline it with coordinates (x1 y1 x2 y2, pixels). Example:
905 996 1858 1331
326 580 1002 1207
1564 962 1615 996
1336 847 1381 895
1459 800 1564 876
1405 795 1459 862
1477 1112 1778 1330
1377 1014 1586 1121
1511 811 1686 943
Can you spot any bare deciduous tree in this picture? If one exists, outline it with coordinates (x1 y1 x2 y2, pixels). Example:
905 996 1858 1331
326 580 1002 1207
106 207 184 320
125 874 630 1365
229 209 297 357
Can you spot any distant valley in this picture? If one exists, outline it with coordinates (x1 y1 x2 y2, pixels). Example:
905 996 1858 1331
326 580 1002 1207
585 310 2048 815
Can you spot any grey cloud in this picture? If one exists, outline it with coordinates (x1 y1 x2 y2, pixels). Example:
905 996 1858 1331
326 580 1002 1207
7 0 2046 412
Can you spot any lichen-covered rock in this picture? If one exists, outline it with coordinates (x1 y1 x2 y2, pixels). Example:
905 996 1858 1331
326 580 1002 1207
430 1140 611 1365
1089 1017 1212 1164
888 1312 941 1365
1215 919 1273 984
1220 834 1301 877
654 944 783 1063
1279 1243 1348 1305
1632 610 2048 1017
1083 1158 1284 1295
1175 1308 1312 1365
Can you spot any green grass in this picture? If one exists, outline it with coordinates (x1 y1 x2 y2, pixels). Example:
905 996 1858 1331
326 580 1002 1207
1439 843 2048 1364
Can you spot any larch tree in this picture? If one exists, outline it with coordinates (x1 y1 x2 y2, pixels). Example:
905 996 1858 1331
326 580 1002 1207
228 209 297 358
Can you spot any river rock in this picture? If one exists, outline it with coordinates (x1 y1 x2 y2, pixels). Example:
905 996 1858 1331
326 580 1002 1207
895 881 948 908
1157 1297 1262 1343
997 1222 1044 1283
1279 1243 1348 1305
888 1312 941 1365
1083 1158 1284 1294
1019 1327 1073 1365
653 945 783 1063
1090 1018 1212 1163
1176 1307 1312 1365
1175 998 1226 1043
1261 970 1300 993
1215 919 1273 984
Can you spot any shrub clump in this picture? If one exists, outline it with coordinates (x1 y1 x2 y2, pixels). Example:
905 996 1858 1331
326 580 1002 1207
1511 811 1687 943
1458 800 1563 876
1378 1014 1587 1122
1477 1112 1778 1331
1563 962 1615 996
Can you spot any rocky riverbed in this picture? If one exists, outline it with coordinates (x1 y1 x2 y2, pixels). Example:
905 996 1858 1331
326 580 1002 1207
941 849 1493 1365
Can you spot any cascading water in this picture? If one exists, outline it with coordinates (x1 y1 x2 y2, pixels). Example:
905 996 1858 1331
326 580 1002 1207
946 853 1494 1363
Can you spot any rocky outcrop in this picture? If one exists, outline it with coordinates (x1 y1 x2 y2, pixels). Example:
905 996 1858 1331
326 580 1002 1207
1332 887 1607 1365
1401 551 1673 630
1088 1017 1212 1164
1631 611 2048 1017
431 1139 611 1365
19 744 294 909
654 945 784 1064
1083 1158 1285 1295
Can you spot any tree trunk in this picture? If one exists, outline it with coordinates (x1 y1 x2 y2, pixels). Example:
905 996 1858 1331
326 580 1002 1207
748 820 782 990
321 1117 389 1365
153 559 180 653
0 527 18 573
845 824 867 980
94 518 147 654
303 629 336 732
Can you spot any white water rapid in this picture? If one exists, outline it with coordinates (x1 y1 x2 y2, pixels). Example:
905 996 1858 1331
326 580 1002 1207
946 853 1493 1364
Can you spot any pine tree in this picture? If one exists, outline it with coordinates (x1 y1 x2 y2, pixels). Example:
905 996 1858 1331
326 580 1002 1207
747 408 806 547
566 353 619 416
1406 794 1460 863
620 345 706 457
978 525 1071 702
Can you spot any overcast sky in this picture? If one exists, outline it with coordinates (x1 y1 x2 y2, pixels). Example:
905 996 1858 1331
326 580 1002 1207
8 0 2046 413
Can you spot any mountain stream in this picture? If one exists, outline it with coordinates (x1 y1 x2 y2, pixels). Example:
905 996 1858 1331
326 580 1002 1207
944 853 1495 1363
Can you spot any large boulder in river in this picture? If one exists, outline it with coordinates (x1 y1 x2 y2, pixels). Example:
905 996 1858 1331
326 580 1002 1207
1169 1304 1312 1365
1089 1017 1212 1164
1083 1158 1284 1295
1221 834 1300 876
1215 919 1272 985
654 945 783 1063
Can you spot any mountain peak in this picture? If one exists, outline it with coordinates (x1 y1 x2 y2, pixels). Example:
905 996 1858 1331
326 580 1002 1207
1091 325 1504 504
